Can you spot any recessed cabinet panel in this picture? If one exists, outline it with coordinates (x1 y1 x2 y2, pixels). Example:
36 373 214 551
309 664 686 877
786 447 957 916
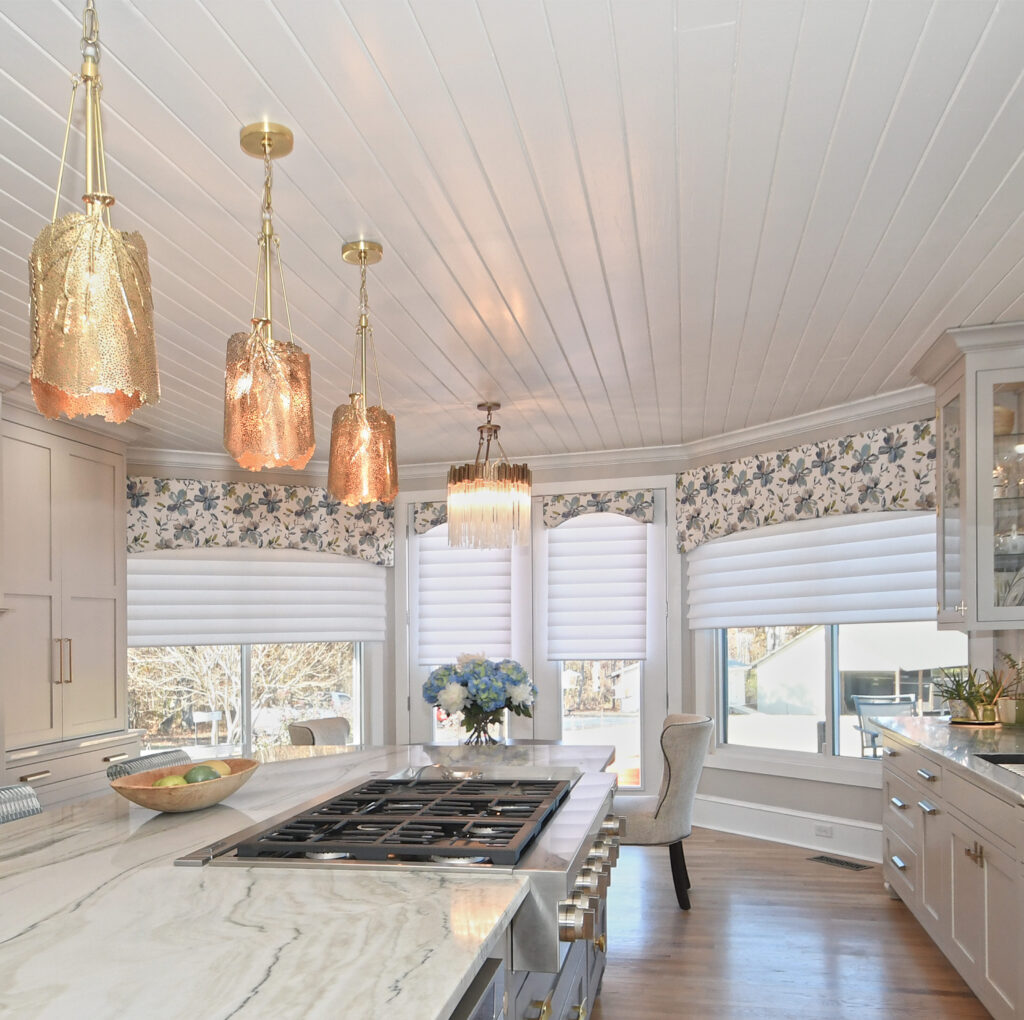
61 595 119 738
1 434 54 587
949 820 985 971
62 450 118 591
1 593 59 747
939 392 963 618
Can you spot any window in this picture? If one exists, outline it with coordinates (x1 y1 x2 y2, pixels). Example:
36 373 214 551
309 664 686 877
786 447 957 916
690 512 967 759
126 550 384 756
547 513 652 787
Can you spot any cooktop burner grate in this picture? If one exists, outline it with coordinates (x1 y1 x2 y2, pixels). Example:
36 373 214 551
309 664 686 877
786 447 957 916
233 777 570 865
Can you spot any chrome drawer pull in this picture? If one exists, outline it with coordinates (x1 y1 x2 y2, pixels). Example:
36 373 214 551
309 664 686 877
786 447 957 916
103 752 129 763
889 796 907 810
916 768 937 782
881 746 897 757
20 770 52 783
890 855 907 872
917 800 938 816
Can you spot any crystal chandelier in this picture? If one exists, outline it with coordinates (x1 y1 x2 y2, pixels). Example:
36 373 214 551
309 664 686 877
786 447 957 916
223 122 315 472
29 0 160 423
447 403 531 549
326 241 398 506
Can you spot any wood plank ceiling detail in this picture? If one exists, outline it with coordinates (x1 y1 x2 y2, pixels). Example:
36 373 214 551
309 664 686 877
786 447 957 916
0 0 1022 468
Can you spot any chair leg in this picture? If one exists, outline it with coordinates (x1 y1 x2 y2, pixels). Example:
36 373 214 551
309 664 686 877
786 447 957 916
669 840 691 910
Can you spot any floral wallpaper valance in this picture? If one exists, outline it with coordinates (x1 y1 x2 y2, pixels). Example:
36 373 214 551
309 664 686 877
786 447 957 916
542 489 654 528
676 419 936 553
412 501 448 534
127 477 395 567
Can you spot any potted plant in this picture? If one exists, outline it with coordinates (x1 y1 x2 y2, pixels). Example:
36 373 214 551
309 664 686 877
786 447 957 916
997 653 1024 725
934 667 1006 723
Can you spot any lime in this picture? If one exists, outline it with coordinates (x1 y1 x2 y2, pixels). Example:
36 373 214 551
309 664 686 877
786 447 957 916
183 764 221 784
153 774 188 788
202 760 232 777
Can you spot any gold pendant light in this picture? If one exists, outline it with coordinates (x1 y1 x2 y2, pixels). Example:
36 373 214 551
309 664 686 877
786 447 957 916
447 402 531 549
326 241 398 506
29 0 159 423
223 122 315 472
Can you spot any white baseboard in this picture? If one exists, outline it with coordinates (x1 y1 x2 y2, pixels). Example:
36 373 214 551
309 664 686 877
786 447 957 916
693 793 883 863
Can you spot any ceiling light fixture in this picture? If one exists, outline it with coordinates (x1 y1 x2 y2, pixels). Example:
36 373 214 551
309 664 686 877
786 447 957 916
446 402 531 549
326 240 398 506
223 122 314 472
29 0 159 423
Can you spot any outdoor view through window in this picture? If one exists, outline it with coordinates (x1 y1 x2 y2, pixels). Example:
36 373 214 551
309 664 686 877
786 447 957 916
722 622 968 757
127 641 360 757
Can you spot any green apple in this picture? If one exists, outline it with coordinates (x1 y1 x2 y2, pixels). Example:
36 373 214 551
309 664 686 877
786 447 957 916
152 774 188 788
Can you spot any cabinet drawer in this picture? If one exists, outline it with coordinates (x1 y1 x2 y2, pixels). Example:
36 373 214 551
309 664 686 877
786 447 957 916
881 738 943 792
4 736 139 790
945 771 1019 854
883 828 918 903
883 770 923 847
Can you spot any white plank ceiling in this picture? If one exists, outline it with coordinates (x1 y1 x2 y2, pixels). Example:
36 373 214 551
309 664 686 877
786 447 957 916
1 0 1023 468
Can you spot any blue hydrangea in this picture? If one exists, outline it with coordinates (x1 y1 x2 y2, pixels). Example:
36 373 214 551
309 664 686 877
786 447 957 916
422 656 533 718
467 670 509 712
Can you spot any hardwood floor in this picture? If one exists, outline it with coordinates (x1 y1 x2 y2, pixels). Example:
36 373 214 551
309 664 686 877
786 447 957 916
591 828 990 1019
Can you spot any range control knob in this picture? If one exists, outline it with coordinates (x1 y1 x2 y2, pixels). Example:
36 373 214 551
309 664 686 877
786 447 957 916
579 862 610 894
569 890 599 913
589 837 619 866
601 814 625 839
558 901 596 942
574 869 602 895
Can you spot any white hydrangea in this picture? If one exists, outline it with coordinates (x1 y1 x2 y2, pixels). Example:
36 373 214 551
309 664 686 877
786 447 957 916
437 683 469 714
456 652 487 668
507 682 534 707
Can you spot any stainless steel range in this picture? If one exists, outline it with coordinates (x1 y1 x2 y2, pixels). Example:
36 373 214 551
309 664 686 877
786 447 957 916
177 764 621 1018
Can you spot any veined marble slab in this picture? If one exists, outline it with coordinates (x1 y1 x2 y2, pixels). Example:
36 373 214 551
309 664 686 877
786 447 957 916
0 743 611 1020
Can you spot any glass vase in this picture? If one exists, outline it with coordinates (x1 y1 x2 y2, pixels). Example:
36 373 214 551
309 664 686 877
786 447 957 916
463 709 505 746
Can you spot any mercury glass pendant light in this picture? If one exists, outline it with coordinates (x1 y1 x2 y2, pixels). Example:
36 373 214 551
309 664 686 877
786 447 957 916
326 241 398 505
446 402 531 549
223 122 315 472
29 0 159 423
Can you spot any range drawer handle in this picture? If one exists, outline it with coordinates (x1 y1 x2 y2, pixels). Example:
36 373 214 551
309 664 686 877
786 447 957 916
19 770 52 783
889 796 907 810
103 752 129 763
917 800 938 816
890 855 907 872
916 768 937 782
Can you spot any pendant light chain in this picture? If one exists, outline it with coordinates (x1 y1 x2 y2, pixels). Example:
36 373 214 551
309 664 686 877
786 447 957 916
349 252 386 406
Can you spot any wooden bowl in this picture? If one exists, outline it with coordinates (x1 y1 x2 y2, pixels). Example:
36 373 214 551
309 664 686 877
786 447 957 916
110 758 259 813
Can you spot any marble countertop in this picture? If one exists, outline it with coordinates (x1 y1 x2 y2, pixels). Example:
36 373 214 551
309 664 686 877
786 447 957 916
0 743 612 1020
878 717 1024 805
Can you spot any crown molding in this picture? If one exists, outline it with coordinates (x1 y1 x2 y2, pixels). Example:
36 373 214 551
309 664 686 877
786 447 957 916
129 385 936 486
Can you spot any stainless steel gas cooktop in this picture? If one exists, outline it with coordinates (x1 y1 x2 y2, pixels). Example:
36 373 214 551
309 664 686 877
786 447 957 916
180 776 571 867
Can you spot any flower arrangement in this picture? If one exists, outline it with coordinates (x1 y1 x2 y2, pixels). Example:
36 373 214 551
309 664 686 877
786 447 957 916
423 653 536 745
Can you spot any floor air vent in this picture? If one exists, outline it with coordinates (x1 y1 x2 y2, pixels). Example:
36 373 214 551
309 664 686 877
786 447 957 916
808 854 871 871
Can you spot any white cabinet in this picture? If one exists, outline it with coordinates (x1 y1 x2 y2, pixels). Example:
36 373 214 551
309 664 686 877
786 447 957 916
882 733 1022 1020
914 321 1024 629
1 417 127 751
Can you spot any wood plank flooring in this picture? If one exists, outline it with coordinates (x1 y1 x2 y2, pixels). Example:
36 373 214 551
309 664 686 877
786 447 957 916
591 828 990 1019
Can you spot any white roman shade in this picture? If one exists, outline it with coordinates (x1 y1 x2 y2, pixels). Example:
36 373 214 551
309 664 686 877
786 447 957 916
128 550 386 646
686 511 937 629
546 512 648 660
414 523 512 665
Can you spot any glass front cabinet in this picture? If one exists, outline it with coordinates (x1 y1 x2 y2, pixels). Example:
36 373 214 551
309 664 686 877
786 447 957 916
914 322 1024 630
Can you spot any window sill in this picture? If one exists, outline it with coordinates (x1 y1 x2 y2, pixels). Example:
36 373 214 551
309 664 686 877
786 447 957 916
704 744 883 789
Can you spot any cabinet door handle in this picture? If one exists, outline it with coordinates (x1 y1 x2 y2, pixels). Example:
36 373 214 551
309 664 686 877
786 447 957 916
529 997 553 1020
65 637 72 684
916 768 937 782
54 638 64 684
571 998 589 1020
964 842 985 866
881 747 897 757
103 752 129 763
890 855 907 872
19 770 52 783
889 796 907 810
917 800 938 815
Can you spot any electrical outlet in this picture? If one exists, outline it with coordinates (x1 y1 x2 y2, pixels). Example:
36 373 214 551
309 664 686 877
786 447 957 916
814 823 834 839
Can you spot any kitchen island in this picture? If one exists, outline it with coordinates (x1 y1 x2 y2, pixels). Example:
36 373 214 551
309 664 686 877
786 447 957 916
0 743 613 1020
879 718 1023 1020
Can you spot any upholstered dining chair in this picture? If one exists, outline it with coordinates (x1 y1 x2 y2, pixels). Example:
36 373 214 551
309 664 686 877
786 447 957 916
106 748 191 780
0 783 43 824
288 716 351 746
612 713 714 910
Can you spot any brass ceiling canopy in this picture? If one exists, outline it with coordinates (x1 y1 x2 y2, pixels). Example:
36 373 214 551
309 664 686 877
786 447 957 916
29 0 160 423
446 402 532 549
223 121 315 472
327 240 398 506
